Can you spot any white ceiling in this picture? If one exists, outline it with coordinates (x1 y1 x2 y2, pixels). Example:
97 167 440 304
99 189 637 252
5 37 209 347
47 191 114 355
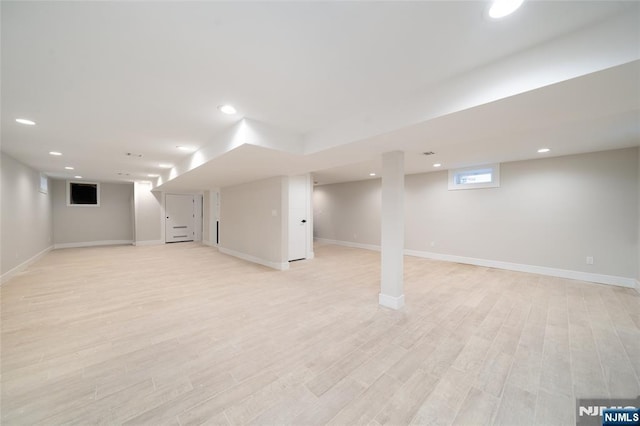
2 1 639 189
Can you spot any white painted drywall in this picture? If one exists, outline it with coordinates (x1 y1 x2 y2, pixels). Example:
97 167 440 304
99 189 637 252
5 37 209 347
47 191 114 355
219 176 288 268
406 148 637 278
305 177 314 258
314 148 639 281
1 152 53 277
638 146 640 285
313 178 381 246
201 189 221 246
194 194 203 242
52 180 134 245
133 182 162 244
208 189 220 246
203 191 210 244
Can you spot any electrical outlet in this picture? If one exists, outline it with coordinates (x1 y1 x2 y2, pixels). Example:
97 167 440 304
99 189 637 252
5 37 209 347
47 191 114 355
586 256 594 265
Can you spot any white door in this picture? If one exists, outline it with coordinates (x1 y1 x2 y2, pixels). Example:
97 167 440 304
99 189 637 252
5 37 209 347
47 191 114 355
288 176 308 261
165 194 195 243
288 208 307 261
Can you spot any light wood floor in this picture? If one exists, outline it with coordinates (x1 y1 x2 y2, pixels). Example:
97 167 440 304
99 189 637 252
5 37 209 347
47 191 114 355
2 243 639 425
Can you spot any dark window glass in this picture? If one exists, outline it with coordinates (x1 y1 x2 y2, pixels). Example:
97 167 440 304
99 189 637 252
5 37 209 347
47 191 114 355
70 183 98 205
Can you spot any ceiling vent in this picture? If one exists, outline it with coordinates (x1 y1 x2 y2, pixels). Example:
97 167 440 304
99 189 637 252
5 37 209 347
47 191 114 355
125 152 143 158
423 151 435 156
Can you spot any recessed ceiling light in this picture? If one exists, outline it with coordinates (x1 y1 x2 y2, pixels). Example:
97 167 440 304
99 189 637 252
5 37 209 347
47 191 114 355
148 173 159 177
49 151 62 156
64 166 74 170
74 175 82 179
369 173 376 177
176 146 192 151
16 118 36 125
158 163 173 168
488 0 524 19
218 104 237 115
538 148 551 153
433 163 442 168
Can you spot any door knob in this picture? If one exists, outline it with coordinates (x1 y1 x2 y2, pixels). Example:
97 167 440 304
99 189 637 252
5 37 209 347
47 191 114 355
301 219 307 223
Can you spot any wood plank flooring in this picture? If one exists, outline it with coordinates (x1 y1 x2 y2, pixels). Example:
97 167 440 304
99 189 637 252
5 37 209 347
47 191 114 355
1 242 639 425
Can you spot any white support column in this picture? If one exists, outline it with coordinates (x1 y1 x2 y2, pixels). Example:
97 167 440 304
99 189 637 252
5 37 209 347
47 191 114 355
379 151 405 310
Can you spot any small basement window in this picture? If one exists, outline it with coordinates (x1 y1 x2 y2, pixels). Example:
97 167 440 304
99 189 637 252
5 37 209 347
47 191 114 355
67 181 100 206
448 164 500 190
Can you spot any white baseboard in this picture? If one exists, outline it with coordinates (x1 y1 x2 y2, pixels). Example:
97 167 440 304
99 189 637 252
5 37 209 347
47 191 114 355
218 247 289 271
379 293 405 310
314 238 381 252
202 240 218 247
314 238 636 289
54 240 133 249
1 245 53 285
404 249 637 289
133 240 163 246
635 280 640 294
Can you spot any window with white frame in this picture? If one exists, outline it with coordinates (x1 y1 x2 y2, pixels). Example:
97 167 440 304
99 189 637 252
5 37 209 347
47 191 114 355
67 181 100 206
39 173 48 194
448 164 500 190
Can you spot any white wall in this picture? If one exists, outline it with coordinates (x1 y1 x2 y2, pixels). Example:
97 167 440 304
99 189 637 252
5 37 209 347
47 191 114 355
219 176 288 270
52 180 134 247
638 146 640 286
314 178 381 248
314 148 639 286
203 191 210 244
133 182 162 245
203 189 220 246
194 194 203 242
1 152 53 279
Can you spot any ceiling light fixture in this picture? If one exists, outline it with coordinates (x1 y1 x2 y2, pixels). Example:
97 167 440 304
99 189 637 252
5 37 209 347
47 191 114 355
74 175 83 179
148 174 159 177
537 148 551 153
16 118 36 125
176 146 192 151
218 104 237 115
64 166 74 170
488 0 524 19
158 163 173 168
433 163 442 168
49 151 62 156
369 173 376 177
